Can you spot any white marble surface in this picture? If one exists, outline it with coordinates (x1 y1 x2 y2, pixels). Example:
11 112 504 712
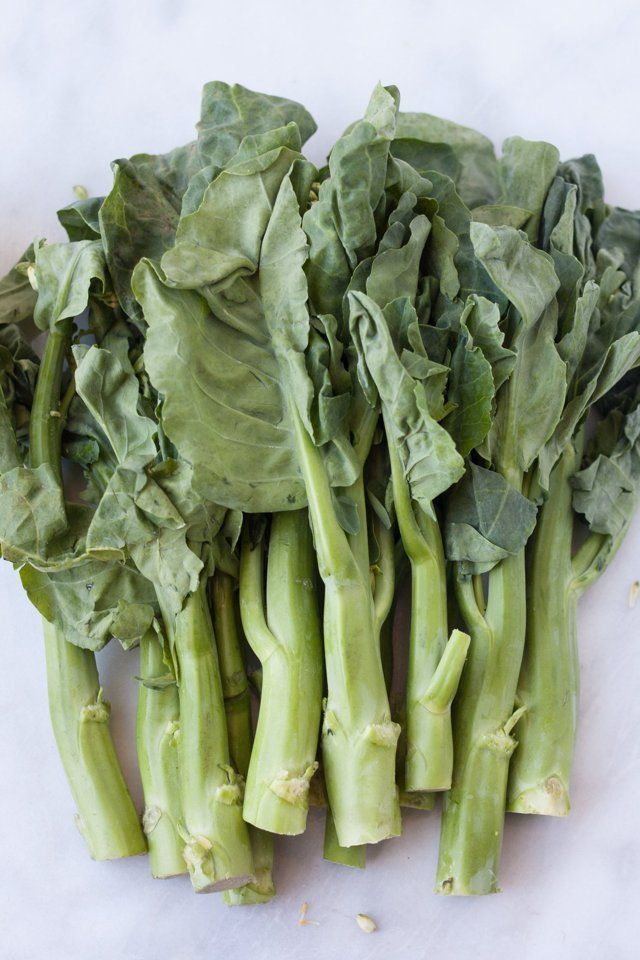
1 1 640 958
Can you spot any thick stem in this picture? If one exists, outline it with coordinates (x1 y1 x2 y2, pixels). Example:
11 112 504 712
291 406 400 846
507 446 578 815
33 324 145 860
212 571 253 777
212 572 275 906
161 580 253 893
387 432 463 792
323 808 366 868
136 631 185 877
240 512 323 835
437 530 527 894
44 619 146 859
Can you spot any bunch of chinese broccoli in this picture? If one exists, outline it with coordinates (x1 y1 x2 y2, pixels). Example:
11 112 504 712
2 81 639 899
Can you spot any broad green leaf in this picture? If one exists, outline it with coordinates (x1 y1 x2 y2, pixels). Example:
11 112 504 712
498 137 559 241
470 222 559 327
137 260 307 513
197 81 316 167
162 128 308 289
33 240 107 333
445 462 537 574
20 557 157 651
73 345 157 465
395 112 499 208
0 464 67 562
365 214 431 307
99 143 200 318
86 464 203 619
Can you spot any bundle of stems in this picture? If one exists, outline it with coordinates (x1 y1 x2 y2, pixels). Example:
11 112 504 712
2 80 640 904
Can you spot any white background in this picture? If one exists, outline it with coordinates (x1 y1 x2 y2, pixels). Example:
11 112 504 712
2 1 640 958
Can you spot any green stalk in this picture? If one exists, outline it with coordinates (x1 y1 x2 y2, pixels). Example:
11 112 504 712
32 322 145 860
291 406 400 847
159 578 253 892
324 458 395 868
323 808 366 868
507 446 578 815
387 433 469 792
211 571 275 906
44 620 147 859
508 442 632 815
136 631 185 877
437 463 527 895
29 321 70 481
239 511 323 835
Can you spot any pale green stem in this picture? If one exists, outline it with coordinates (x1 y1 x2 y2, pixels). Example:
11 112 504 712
212 572 275 906
239 511 323 836
507 446 578 816
44 620 146 859
323 808 366 868
387 428 467 792
136 631 185 877
291 405 400 847
437 462 527 895
159 580 253 893
508 441 633 816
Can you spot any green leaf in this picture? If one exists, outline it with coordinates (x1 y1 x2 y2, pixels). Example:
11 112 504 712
20 557 157 651
33 240 107 333
394 112 499 208
162 128 307 289
86 464 203 620
303 84 399 318
572 400 640 539
73 345 157 465
349 291 464 512
57 196 103 241
445 462 537 574
99 143 201 319
136 259 306 513
470 204 532 229
498 137 559 241
488 302 567 473
0 246 37 327
443 299 500 457
197 81 317 168
0 463 67 562
470 222 559 328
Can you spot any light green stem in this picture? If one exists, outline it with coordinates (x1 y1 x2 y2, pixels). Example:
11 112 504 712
33 324 145 860
240 511 322 835
387 432 467 792
323 808 366 868
291 406 400 847
212 572 253 776
507 446 578 815
136 631 185 877
160 579 253 893
44 619 146 859
29 321 70 480
212 572 275 906
437 528 527 895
